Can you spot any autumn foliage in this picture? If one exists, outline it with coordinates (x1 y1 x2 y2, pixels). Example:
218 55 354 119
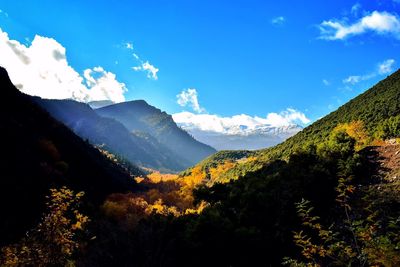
101 161 240 228
0 187 89 266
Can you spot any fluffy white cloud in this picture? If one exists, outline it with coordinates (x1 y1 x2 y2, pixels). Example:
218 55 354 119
271 16 286 25
319 11 400 40
343 59 396 85
176 88 205 113
0 28 127 103
83 67 126 103
172 108 310 134
132 61 159 80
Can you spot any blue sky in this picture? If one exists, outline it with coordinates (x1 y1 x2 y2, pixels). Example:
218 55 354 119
0 0 399 124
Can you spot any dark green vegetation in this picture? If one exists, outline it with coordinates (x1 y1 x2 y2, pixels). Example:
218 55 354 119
97 100 216 166
260 69 400 159
0 67 135 246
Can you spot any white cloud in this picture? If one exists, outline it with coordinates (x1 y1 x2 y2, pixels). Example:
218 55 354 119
125 42 134 50
378 59 395 74
271 16 286 25
176 88 205 113
125 45 159 80
343 75 363 85
83 67 126 102
319 11 400 40
0 28 126 103
343 59 396 85
172 108 310 134
132 61 159 80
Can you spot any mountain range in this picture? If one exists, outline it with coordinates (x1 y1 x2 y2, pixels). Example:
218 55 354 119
96 101 216 164
34 98 216 172
177 122 302 150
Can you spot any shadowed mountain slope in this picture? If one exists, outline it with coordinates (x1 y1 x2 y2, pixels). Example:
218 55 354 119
96 100 216 166
35 98 192 172
0 67 135 245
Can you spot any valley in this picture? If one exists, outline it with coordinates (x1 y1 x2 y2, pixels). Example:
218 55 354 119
1 66 399 266
0 2 399 265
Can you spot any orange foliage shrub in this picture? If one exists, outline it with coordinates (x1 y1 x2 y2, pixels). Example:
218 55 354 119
147 172 179 182
102 160 238 229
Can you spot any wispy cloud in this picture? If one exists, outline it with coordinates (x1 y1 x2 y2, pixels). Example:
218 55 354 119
176 88 205 113
319 11 400 40
351 3 361 16
0 9 9 18
343 59 396 85
125 42 134 50
271 16 286 26
378 59 395 74
124 44 159 80
343 75 364 85
118 42 160 80
322 79 331 86
132 61 159 80
0 28 127 103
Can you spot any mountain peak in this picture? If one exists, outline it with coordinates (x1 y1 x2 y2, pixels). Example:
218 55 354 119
0 66 14 89
96 101 216 165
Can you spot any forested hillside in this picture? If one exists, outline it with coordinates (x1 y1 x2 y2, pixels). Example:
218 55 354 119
195 70 400 182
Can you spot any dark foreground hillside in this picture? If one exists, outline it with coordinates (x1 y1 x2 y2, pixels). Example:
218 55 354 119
0 67 135 245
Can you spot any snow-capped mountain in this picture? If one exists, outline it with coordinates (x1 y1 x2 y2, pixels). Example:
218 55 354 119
178 124 302 151
172 112 304 150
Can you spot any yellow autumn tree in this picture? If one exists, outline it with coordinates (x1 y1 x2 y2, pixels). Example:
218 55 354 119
0 187 89 266
334 121 369 150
